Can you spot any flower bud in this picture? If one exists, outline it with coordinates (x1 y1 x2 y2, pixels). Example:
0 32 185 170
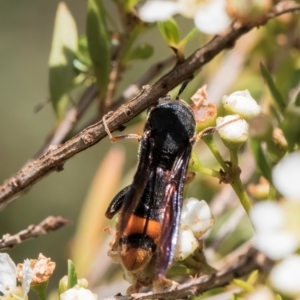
17 253 55 286
250 201 299 260
60 286 98 300
222 90 261 120
216 115 249 149
58 276 69 295
226 0 272 24
77 278 89 289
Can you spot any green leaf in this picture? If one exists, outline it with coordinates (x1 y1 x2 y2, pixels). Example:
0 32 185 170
275 294 282 300
75 35 92 68
30 281 48 300
124 0 139 11
87 0 110 99
67 260 78 289
249 138 272 183
178 27 199 51
128 43 154 61
281 105 300 151
260 62 286 112
231 279 254 292
49 2 78 120
157 18 179 47
294 90 300 107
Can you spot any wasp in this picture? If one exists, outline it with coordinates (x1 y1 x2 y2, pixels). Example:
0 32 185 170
105 95 196 293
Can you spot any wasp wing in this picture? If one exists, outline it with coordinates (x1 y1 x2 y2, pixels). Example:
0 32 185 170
119 132 154 233
156 144 193 277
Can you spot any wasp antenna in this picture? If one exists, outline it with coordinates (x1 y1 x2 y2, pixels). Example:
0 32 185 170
176 80 190 100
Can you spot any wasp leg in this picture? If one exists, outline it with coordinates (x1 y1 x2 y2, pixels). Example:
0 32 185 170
105 185 131 219
103 113 141 143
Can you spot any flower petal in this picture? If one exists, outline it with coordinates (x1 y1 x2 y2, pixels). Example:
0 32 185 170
139 1 179 22
174 226 198 261
0 253 17 295
250 201 285 233
22 259 33 296
181 198 214 237
194 0 231 34
255 230 298 260
273 152 300 201
270 255 300 297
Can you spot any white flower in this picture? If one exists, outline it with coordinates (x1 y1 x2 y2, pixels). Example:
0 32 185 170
250 201 284 233
138 1 180 22
193 0 231 34
175 198 214 260
270 255 300 297
222 90 261 119
0 253 32 300
181 198 214 237
139 0 231 34
246 286 275 300
0 253 17 296
250 201 298 260
255 231 298 260
60 286 98 300
273 152 300 202
216 114 248 145
174 226 198 261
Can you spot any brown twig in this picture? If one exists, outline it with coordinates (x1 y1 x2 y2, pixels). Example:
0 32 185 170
0 216 71 250
98 247 273 300
0 1 299 210
83 56 175 129
31 84 98 161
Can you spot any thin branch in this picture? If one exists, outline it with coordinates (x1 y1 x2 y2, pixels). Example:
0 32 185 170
0 216 71 250
0 1 299 210
82 56 175 129
31 84 98 161
98 247 273 300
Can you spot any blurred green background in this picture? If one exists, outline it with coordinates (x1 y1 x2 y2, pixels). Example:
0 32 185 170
0 0 189 297
1 0 299 299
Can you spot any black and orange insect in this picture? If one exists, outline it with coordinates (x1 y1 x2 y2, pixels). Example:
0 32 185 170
105 95 196 292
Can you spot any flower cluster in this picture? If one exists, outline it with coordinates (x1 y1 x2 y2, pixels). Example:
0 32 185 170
0 253 31 300
250 152 300 297
139 0 231 35
216 90 261 149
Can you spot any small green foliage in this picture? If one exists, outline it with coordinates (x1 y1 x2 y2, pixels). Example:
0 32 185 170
124 0 139 11
260 62 286 113
178 27 199 52
49 2 78 120
232 279 254 292
74 35 92 72
157 18 180 48
87 0 110 99
67 260 78 289
249 138 272 183
294 91 300 107
128 43 154 61
30 281 48 300
281 106 300 151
